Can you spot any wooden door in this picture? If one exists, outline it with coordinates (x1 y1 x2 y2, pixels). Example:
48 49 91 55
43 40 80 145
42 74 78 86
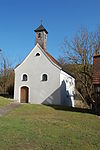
20 86 28 103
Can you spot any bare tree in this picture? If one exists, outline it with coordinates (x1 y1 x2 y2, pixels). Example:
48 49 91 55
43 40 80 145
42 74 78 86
0 52 14 97
59 26 100 107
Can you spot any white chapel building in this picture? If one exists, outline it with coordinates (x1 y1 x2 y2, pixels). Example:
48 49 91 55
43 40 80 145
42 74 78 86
14 24 75 107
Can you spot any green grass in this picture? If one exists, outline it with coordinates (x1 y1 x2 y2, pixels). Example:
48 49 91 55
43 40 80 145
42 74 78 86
0 98 100 150
0 96 13 108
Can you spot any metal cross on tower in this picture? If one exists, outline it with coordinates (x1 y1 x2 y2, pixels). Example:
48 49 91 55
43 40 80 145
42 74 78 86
40 19 43 25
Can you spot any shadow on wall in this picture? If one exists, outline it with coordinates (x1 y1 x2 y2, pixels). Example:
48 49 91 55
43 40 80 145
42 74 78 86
42 87 60 105
42 80 72 107
61 80 72 106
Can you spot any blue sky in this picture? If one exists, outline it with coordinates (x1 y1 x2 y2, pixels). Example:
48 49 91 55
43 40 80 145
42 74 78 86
0 0 100 67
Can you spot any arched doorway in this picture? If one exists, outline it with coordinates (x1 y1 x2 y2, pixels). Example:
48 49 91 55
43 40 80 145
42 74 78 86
20 86 29 103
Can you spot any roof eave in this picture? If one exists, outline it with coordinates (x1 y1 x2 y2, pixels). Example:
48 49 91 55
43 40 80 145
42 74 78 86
34 29 48 34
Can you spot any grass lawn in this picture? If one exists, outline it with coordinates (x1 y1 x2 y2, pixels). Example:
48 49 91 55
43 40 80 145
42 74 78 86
0 96 13 108
0 98 100 150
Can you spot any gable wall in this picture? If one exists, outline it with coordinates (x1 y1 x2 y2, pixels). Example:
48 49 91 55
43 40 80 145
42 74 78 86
14 45 61 104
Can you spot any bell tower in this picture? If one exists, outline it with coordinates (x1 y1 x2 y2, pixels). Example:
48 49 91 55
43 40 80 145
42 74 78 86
34 24 48 51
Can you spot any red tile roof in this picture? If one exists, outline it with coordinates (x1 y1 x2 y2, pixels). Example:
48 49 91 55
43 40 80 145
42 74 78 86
45 51 62 69
93 55 100 84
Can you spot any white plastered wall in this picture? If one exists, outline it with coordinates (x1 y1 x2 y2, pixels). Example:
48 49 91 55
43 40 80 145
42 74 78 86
60 70 75 107
14 44 61 105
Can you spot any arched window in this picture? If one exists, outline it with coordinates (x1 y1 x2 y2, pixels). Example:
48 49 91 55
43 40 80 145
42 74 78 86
22 74 28 81
42 74 48 81
36 53 40 56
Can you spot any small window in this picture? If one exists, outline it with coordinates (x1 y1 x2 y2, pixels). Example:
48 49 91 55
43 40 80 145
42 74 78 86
42 74 48 81
38 33 41 38
22 74 28 81
36 53 40 56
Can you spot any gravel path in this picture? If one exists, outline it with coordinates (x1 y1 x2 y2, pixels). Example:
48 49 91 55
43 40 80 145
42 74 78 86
0 103 20 116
